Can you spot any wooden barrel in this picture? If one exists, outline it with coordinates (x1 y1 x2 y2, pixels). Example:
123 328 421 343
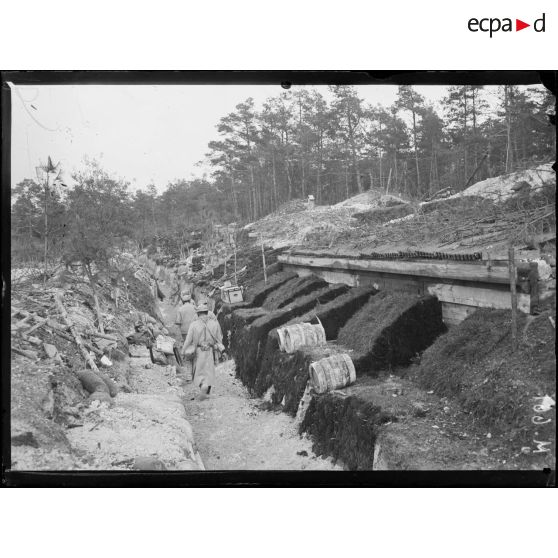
309 353 356 394
278 321 326 353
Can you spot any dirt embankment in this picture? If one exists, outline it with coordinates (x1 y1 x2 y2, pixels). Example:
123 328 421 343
219 253 555 470
412 300 557 446
239 164 555 259
302 300 556 471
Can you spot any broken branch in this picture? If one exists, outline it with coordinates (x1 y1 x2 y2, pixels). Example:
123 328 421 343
55 292 100 373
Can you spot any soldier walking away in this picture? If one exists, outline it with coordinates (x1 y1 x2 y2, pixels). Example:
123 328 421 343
182 302 224 400
175 291 197 344
171 263 190 304
177 261 191 290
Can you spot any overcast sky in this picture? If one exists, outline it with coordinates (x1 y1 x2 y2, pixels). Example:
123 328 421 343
10 83 511 192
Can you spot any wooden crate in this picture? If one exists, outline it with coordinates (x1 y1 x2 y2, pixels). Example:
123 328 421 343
221 286 244 304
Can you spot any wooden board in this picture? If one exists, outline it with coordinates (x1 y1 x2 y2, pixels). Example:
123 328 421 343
442 303 477 326
280 255 536 324
279 254 528 285
427 283 531 314
284 264 427 293
283 265 359 287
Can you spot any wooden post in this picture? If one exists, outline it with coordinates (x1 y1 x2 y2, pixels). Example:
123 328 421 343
261 233 267 285
234 244 237 286
385 167 392 195
43 175 48 285
508 246 518 352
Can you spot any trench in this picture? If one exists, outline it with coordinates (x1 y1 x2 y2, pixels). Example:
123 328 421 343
159 288 342 470
215 264 463 470
179 250 553 471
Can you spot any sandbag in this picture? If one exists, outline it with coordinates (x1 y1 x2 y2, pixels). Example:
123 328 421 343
95 370 119 397
88 391 112 405
149 346 168 366
155 334 175 355
77 369 109 395
112 348 127 361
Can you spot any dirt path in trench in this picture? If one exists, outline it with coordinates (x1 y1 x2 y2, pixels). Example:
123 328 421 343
160 296 342 470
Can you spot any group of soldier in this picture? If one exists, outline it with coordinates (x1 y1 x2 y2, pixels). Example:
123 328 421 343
173 265 224 401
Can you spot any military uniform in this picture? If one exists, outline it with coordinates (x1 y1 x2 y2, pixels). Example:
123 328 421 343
182 308 224 395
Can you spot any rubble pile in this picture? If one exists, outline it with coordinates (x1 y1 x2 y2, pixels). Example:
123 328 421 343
10 254 202 470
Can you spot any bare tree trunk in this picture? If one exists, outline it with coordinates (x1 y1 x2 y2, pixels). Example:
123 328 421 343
347 109 363 193
472 88 478 172
230 173 239 219
429 152 434 194
299 97 306 199
271 152 278 210
316 152 322 204
409 90 421 196
43 177 49 284
394 151 398 193
505 86 512 173
285 159 293 200
249 165 257 219
301 157 306 198
150 197 158 242
316 134 323 204
403 161 408 198
247 187 253 222
433 147 439 191
412 118 420 195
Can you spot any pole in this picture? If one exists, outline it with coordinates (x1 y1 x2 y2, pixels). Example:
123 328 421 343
43 173 49 285
508 246 518 352
234 243 237 286
261 233 267 285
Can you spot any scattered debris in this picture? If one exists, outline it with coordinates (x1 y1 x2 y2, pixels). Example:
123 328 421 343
43 343 59 359
100 355 113 367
